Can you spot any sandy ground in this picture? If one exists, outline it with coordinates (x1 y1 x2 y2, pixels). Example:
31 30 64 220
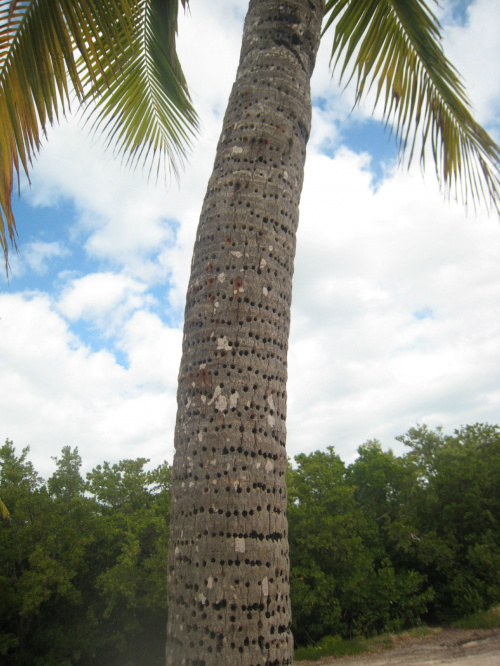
300 628 500 665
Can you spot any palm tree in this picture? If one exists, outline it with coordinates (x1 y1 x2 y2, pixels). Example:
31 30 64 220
0 0 198 269
165 2 499 664
2 1 499 665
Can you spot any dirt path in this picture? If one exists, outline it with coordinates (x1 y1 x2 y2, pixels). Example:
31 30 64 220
301 628 500 665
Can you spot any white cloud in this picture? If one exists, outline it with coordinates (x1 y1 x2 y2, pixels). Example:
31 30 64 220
23 121 183 283
116 310 182 391
58 272 153 332
288 144 500 461
177 1 245 118
25 241 71 274
1 0 499 478
0 293 179 478
443 0 500 130
4 241 70 279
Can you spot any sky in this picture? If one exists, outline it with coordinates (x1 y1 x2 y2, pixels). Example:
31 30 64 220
1 0 500 480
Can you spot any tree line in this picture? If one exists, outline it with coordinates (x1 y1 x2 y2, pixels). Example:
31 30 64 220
1 423 499 664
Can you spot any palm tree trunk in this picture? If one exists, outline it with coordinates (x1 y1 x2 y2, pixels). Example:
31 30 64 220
166 1 324 663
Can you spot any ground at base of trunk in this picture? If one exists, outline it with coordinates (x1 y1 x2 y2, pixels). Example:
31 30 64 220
299 628 500 665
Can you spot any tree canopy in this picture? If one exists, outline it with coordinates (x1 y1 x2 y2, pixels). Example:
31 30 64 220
2 423 499 662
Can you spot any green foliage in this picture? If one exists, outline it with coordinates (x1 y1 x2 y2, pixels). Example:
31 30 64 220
49 446 85 501
324 0 500 211
2 424 499 661
288 443 434 644
0 0 198 269
398 423 500 621
289 423 500 650
0 440 171 665
287 448 369 641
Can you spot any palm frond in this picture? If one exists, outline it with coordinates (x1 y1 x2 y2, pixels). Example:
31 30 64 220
0 0 132 269
83 0 198 181
324 0 500 212
0 0 197 272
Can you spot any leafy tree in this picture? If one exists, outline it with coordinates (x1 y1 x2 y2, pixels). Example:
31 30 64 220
0 441 95 664
288 445 432 643
346 441 422 564
3 1 500 662
397 424 447 482
0 442 173 665
82 458 172 665
2 429 500 660
403 424 500 621
48 446 85 502
287 448 365 642
345 442 434 634
86 458 155 510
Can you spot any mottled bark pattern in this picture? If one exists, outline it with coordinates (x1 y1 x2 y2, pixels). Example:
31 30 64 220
166 1 323 664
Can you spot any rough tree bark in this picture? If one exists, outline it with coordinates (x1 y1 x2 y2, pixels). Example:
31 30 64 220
166 1 324 664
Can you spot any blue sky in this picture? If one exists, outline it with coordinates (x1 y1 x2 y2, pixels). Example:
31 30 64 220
1 0 500 479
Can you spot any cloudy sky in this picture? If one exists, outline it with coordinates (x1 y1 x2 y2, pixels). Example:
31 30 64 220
1 0 499 479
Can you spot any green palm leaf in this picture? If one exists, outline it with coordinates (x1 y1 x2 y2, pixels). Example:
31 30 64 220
324 0 500 211
0 0 197 271
83 0 198 180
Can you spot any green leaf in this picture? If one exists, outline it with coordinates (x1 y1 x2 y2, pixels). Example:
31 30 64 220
81 0 198 180
324 0 500 212
0 0 197 272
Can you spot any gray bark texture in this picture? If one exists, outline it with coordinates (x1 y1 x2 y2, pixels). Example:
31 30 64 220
166 1 324 664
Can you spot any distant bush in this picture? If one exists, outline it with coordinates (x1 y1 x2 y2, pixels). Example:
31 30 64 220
0 441 172 665
288 424 500 647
